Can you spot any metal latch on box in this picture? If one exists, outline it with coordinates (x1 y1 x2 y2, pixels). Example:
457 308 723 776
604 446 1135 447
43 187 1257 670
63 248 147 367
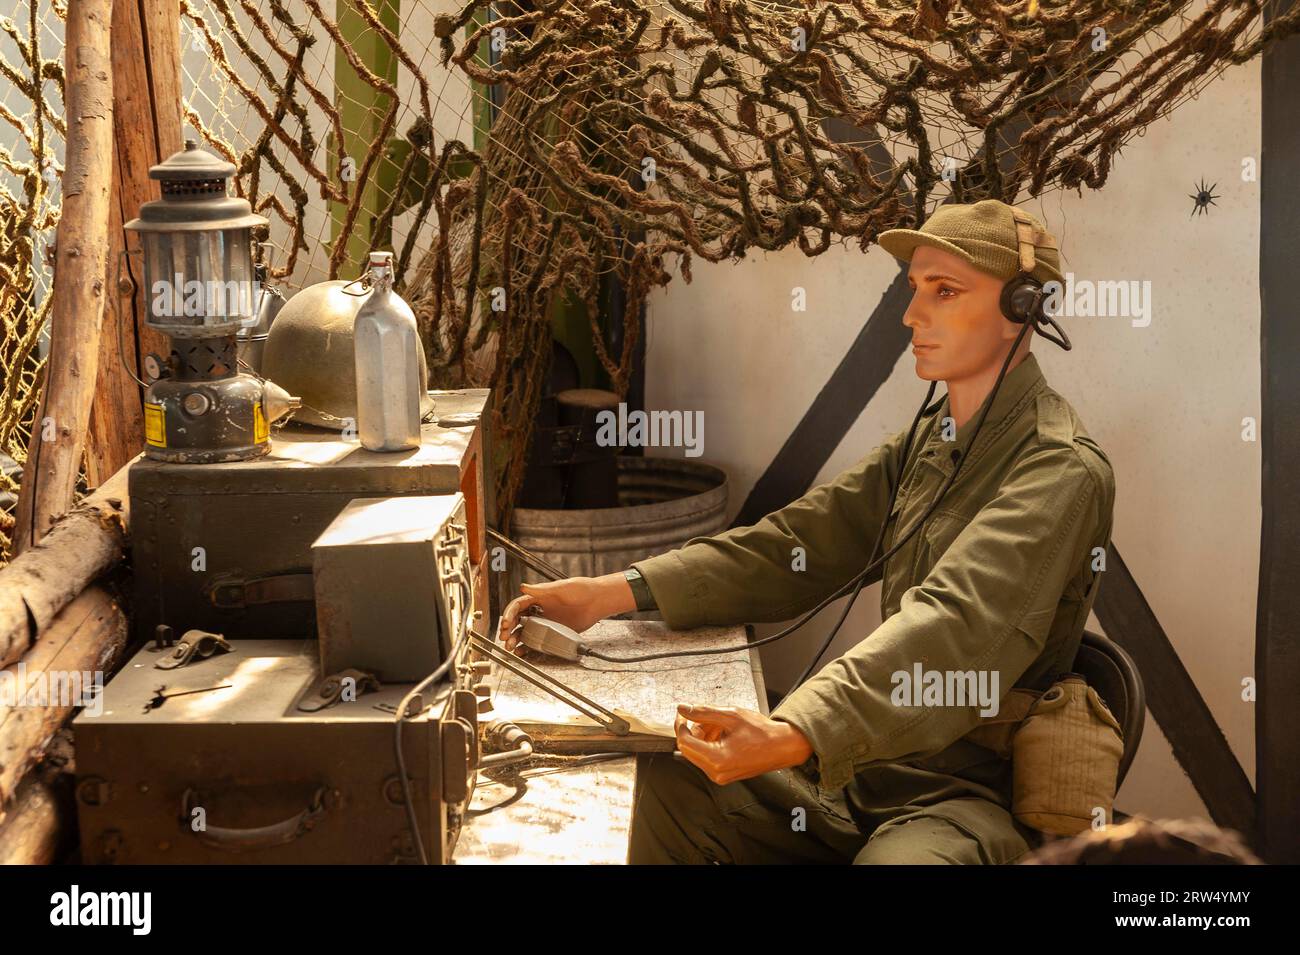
468 633 630 736
297 668 380 712
153 630 234 670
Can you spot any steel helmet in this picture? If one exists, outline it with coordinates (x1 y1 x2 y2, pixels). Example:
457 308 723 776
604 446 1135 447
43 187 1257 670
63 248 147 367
261 279 433 430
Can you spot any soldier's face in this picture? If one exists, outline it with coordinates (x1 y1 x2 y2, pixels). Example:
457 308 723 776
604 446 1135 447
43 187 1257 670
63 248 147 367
903 246 1022 383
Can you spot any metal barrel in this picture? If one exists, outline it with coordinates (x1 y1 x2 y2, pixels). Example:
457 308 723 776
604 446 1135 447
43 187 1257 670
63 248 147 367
500 456 729 620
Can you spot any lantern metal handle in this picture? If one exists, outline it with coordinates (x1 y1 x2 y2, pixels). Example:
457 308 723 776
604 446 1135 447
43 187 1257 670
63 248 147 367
114 248 149 389
235 240 281 380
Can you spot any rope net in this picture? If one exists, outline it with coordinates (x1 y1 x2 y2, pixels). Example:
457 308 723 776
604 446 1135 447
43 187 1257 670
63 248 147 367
0 1 65 560
3 0 1298 550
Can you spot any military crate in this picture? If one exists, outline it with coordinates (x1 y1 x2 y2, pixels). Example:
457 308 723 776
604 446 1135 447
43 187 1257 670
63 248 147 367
129 389 489 643
73 639 478 864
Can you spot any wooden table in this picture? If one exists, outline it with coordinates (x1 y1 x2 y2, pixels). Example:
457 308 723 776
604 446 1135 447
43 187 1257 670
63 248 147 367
453 619 766 864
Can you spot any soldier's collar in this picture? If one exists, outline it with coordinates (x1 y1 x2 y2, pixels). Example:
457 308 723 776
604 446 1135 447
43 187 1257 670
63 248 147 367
930 351 1045 459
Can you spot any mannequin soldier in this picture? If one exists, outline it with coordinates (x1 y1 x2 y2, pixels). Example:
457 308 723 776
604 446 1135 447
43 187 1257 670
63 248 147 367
497 199 1116 864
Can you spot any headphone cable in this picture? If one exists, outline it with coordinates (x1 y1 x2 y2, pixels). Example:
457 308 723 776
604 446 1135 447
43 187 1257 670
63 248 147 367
580 319 1035 666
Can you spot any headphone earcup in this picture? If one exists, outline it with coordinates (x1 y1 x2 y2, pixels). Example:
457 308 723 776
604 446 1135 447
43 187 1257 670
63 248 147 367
1000 275 1043 325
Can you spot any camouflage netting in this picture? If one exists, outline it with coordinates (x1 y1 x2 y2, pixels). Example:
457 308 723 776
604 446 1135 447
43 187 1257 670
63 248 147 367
429 0 1298 526
4 0 1299 548
0 0 65 561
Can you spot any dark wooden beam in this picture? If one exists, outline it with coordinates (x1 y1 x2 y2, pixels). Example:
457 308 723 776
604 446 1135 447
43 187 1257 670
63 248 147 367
1094 545 1255 838
1255 1 1300 865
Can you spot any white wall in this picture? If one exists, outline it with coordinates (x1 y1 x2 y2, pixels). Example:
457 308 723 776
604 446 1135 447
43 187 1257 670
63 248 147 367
640 45 1263 822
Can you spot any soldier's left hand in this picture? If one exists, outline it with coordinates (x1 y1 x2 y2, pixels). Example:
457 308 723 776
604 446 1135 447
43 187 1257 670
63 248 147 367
674 704 814 785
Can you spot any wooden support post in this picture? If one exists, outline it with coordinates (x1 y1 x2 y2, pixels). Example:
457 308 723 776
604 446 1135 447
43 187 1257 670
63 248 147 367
12 0 115 553
0 730 74 864
86 0 182 487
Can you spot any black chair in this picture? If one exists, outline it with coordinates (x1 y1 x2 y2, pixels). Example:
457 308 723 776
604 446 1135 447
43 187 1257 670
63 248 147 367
1070 629 1145 786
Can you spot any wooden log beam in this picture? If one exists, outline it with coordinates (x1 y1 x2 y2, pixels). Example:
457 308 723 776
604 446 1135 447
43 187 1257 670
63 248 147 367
12 0 116 552
0 772 65 864
0 465 129 670
0 732 74 864
0 585 128 805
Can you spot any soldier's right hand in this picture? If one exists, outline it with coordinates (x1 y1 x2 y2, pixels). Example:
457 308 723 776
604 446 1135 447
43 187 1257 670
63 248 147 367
499 574 605 649
497 577 616 653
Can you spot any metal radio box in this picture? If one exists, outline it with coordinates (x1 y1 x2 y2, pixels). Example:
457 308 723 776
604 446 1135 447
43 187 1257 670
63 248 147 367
312 494 468 682
73 639 479 864
129 389 490 644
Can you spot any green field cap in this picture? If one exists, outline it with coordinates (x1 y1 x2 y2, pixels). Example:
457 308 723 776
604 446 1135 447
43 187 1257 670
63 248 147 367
879 199 1065 287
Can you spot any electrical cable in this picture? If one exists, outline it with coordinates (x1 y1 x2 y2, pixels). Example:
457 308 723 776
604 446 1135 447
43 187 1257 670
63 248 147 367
578 319 1036 666
394 570 474 865
389 338 1035 860
400 324 1031 859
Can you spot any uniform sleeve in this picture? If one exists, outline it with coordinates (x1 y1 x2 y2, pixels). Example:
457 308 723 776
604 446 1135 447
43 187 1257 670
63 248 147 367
629 428 908 631
770 446 1104 791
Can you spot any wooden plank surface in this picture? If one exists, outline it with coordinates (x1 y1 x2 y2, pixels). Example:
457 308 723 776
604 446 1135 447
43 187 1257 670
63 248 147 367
126 389 489 475
454 619 758 864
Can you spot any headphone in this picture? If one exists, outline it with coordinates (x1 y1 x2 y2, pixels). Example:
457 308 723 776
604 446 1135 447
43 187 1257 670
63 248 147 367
998 208 1072 351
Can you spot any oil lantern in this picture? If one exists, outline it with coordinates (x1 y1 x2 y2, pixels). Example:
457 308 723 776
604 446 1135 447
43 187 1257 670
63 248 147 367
125 139 298 462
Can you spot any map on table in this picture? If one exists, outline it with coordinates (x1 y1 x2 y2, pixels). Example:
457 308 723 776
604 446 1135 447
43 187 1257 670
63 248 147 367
485 619 757 748
455 620 755 864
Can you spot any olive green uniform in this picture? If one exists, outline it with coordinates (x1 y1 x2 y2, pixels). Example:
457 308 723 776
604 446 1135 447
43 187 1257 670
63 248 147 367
627 352 1115 864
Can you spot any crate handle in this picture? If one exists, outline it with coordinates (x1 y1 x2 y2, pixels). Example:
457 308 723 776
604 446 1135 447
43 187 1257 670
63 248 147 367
180 786 332 851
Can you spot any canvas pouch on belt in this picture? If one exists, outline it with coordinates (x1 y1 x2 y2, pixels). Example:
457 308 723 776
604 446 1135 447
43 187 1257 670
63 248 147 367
963 675 1124 836
1009 674 1124 835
